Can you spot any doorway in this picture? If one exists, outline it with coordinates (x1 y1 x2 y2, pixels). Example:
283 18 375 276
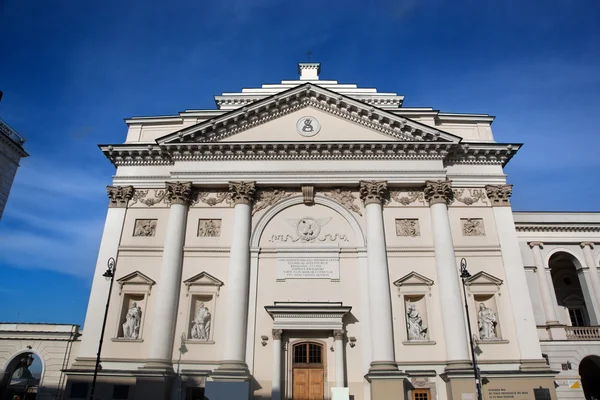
580 355 600 400
292 342 324 400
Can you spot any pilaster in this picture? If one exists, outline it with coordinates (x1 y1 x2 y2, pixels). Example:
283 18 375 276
333 329 345 388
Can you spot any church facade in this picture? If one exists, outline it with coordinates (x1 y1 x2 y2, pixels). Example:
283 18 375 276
2 63 599 400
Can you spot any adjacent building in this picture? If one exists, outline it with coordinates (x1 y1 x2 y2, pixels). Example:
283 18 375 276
1 64 599 400
0 117 28 220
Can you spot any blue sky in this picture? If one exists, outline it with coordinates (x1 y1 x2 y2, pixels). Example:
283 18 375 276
0 0 599 326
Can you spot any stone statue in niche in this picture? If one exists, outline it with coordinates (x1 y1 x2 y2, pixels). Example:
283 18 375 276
406 300 428 340
191 302 211 340
122 302 142 339
134 219 156 237
462 218 485 236
478 303 498 340
198 219 221 237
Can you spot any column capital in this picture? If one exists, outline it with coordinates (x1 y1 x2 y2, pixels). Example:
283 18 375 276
272 329 283 340
359 181 388 205
485 184 513 207
166 182 193 205
581 242 595 249
229 181 256 205
529 241 544 249
333 329 345 341
424 180 453 206
107 185 134 208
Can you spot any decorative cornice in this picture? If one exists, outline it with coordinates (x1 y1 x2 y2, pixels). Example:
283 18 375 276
446 143 521 166
359 181 388 206
424 180 453 206
518 225 600 233
229 181 256 205
485 184 512 207
107 185 134 208
158 84 457 144
166 182 193 205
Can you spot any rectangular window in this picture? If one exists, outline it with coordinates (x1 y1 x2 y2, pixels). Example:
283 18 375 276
113 385 129 399
187 387 205 400
413 389 430 400
70 383 89 399
568 308 586 327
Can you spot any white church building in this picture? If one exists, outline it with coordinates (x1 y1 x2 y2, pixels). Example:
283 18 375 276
1 63 599 400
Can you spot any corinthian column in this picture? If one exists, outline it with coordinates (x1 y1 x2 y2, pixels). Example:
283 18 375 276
424 180 470 366
218 181 256 374
528 242 560 325
76 186 133 366
147 182 193 367
486 185 547 367
580 242 600 324
359 181 397 372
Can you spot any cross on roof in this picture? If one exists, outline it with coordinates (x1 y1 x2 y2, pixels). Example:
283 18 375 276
306 49 312 62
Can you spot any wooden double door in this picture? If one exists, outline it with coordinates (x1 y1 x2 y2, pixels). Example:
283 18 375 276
292 342 324 400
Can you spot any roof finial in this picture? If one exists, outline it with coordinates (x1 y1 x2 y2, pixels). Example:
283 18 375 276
306 49 312 62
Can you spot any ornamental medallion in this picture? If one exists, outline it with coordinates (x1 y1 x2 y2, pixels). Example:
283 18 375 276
296 116 321 137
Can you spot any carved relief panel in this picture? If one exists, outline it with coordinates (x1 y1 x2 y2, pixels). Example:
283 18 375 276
396 219 420 237
461 218 485 236
133 219 157 237
198 219 222 237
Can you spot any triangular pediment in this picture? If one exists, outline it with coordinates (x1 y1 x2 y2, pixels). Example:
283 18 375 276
157 83 461 145
116 271 155 286
183 271 224 288
394 271 435 287
464 271 503 287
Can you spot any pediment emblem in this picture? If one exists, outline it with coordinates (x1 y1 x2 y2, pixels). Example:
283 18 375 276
296 116 320 137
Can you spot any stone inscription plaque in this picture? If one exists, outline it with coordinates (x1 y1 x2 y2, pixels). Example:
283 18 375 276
276 256 340 280
487 388 530 400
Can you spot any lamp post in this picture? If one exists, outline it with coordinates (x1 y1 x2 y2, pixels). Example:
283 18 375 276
89 257 116 400
459 258 483 400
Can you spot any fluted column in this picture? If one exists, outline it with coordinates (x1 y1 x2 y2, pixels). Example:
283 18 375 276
76 186 133 365
219 181 256 372
333 329 345 387
425 180 470 365
486 185 546 365
529 242 560 325
581 242 600 323
147 182 193 367
271 329 283 400
359 181 397 371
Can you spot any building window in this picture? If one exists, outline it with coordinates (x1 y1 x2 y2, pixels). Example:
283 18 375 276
569 308 587 327
293 342 322 365
187 387 205 400
70 383 88 399
112 385 129 399
413 389 430 400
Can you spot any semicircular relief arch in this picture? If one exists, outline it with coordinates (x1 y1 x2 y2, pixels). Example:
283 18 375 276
250 195 365 249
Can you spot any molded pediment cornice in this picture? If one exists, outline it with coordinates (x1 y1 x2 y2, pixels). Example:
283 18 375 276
464 271 503 287
394 271 435 287
156 83 461 145
116 271 156 295
183 271 224 288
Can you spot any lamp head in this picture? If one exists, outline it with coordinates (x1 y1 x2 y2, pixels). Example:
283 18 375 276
459 258 471 279
103 257 116 280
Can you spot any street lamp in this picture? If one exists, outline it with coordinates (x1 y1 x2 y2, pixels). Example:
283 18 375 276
89 257 116 400
459 258 483 400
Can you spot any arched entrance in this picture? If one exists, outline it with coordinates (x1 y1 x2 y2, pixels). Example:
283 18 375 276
549 252 591 326
0 352 42 400
292 342 324 400
580 355 600 400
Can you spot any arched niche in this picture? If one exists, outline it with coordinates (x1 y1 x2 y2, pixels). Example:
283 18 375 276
251 195 365 249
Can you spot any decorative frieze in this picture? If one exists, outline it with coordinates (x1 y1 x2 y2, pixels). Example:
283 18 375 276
107 185 134 208
395 219 420 237
133 219 157 237
324 189 362 216
423 180 453 206
485 184 513 207
166 182 193 205
198 219 222 237
359 181 388 206
195 191 231 207
253 188 293 215
461 218 485 236
453 188 487 206
130 189 168 207
229 181 256 205
389 189 425 206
